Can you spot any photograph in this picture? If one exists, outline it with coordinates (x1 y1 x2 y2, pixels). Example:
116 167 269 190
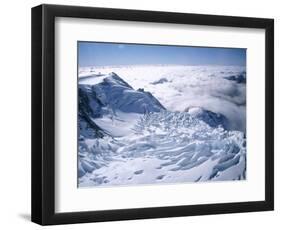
30 3 274 225
77 42 247 188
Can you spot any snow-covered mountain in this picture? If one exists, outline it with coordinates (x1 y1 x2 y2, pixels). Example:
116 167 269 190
78 65 246 187
79 72 165 117
80 65 246 131
79 72 165 138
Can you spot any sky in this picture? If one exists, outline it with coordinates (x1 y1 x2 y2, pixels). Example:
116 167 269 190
78 42 246 67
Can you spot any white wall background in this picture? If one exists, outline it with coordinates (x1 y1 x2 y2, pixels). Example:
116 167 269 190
0 0 278 228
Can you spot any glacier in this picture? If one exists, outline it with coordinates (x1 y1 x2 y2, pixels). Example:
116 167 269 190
78 65 246 187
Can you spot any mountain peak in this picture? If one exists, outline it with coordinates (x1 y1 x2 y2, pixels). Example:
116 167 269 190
79 72 166 138
103 72 133 89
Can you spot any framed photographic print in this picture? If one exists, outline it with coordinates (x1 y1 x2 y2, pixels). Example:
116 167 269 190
31 4 274 225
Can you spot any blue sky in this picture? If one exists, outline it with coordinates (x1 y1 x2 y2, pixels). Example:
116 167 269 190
78 42 246 67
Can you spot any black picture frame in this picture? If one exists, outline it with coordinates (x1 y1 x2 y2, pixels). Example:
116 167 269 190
31 4 274 225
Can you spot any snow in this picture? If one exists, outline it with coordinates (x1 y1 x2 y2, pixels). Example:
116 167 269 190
79 73 107 85
94 112 141 137
78 65 246 187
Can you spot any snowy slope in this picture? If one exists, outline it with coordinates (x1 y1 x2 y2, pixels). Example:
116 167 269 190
78 65 246 187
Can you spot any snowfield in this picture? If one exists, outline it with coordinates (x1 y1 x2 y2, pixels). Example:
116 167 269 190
78 65 246 187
